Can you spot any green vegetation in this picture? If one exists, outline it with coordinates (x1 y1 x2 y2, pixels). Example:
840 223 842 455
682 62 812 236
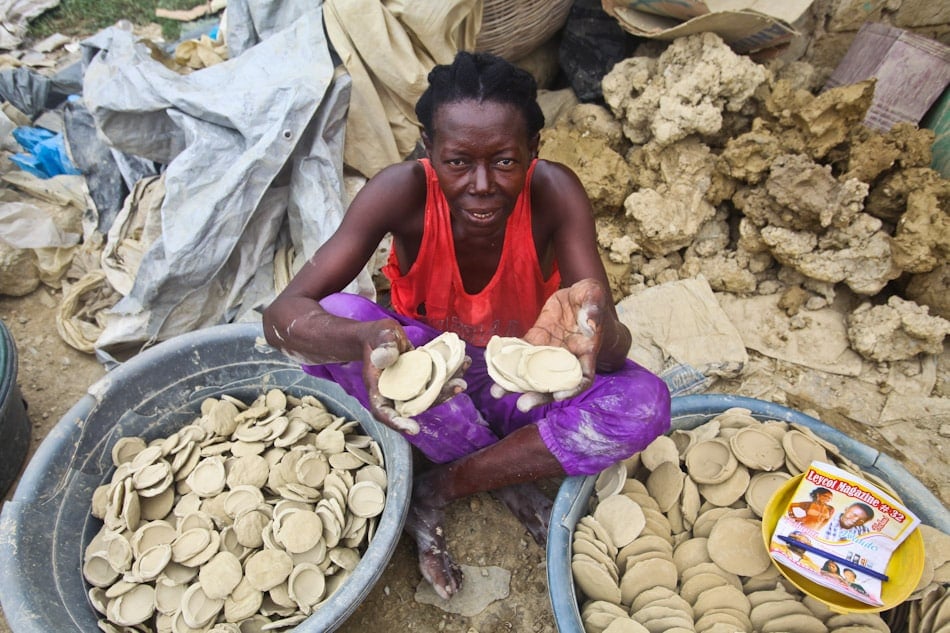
28 0 202 42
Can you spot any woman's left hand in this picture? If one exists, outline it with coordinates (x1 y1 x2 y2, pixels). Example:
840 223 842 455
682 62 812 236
497 279 607 411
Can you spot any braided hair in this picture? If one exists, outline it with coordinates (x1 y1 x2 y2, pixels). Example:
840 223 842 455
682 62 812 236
415 51 545 141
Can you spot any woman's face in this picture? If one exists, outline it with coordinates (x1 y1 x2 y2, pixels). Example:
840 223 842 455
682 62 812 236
424 99 539 240
817 491 833 503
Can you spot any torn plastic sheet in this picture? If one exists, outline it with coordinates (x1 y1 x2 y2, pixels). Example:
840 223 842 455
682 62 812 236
80 5 364 356
0 200 80 249
63 99 159 236
0 0 61 51
0 66 76 118
224 0 316 58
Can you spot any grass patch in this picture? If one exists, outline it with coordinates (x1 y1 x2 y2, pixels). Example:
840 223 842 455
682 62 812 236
28 0 204 42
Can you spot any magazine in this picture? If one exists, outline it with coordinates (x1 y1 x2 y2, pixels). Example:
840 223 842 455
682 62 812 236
768 461 921 607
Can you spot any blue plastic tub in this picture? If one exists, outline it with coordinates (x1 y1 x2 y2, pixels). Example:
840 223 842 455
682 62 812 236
547 393 950 633
0 319 29 499
0 322 412 633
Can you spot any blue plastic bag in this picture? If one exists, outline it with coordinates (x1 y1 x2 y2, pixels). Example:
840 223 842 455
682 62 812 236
10 127 82 178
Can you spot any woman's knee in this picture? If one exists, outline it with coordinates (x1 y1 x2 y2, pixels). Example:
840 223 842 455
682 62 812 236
319 293 385 321
581 368 671 462
635 370 672 438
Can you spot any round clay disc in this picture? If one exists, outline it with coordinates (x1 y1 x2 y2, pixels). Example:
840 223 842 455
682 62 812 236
573 537 616 570
616 534 674 562
422 332 466 376
110 583 155 626
678 572 731 605
518 345 583 393
760 612 829 633
680 476 701 527
672 537 711 574
595 461 628 501
680 561 742 588
750 599 816 631
593 494 646 549
395 347 447 416
745 471 792 517
823 612 892 633
634 587 691 614
698 465 750 507
714 407 757 429
347 480 386 518
112 436 148 467
691 507 733 539
692 584 751 619
378 349 432 401
639 435 681 471
685 440 737 485
288 563 327 609
603 618 651 633
781 429 828 473
571 557 622 604
484 337 532 392
578 516 618 556
707 516 772 577
619 557 678 605
729 426 786 471
646 461 685 513
632 605 693 630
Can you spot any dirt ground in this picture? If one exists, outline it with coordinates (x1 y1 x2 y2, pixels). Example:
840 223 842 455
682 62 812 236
0 282 947 633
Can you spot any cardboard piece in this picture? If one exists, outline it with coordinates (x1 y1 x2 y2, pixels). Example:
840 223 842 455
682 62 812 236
824 22 950 132
600 0 813 54
616 277 748 378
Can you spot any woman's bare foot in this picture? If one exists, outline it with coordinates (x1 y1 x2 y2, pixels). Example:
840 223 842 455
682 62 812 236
404 476 463 599
491 482 552 546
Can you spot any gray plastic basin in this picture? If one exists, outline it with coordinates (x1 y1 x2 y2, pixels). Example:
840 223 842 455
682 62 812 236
0 319 29 499
0 322 411 633
547 393 950 633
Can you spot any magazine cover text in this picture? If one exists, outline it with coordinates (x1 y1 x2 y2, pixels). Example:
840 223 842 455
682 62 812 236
768 461 920 606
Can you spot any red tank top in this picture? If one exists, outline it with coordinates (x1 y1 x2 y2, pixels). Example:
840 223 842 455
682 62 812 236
383 159 561 347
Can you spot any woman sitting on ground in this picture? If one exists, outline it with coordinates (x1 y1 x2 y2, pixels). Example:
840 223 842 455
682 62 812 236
263 51 671 599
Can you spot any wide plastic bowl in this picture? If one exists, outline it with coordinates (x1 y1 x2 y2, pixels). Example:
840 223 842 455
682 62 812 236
0 322 412 633
0 318 29 499
547 393 950 633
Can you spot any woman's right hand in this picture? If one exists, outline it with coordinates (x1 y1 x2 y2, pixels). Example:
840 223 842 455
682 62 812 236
359 319 421 435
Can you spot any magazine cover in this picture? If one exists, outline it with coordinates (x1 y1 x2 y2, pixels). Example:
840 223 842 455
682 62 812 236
768 461 921 607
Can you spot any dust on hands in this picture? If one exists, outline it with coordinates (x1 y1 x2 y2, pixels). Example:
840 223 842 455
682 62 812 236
364 326 472 434
361 319 420 435
517 278 606 409
439 355 471 401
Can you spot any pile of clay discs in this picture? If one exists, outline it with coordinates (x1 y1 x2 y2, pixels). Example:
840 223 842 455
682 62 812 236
82 388 388 632
378 332 467 416
906 585 950 632
485 335 583 394
570 407 950 633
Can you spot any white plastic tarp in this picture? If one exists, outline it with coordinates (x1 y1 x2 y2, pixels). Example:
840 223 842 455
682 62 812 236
0 0 60 50
322 0 481 178
79 1 366 356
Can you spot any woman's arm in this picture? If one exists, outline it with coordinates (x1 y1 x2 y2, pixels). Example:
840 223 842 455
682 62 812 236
531 160 631 372
262 161 425 366
263 162 429 434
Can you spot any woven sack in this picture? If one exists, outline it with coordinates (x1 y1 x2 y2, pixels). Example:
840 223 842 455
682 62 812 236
475 0 574 62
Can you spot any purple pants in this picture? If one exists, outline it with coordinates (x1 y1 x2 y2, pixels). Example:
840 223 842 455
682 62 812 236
303 293 671 476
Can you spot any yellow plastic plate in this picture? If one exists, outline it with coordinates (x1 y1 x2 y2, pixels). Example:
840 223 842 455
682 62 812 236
761 474 925 614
